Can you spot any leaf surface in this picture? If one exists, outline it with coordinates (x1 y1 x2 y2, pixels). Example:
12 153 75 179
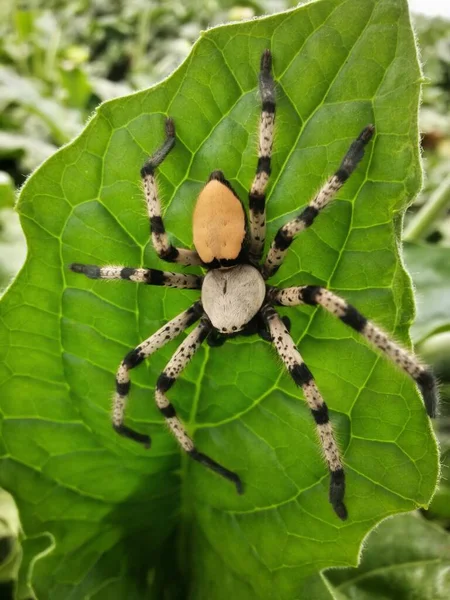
324 513 450 599
0 1 439 598
403 242 450 342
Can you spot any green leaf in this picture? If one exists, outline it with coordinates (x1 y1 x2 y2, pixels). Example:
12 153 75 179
0 489 20 583
0 208 26 294
427 441 450 524
324 513 450 599
0 1 439 598
0 173 15 209
418 331 450 381
403 242 450 343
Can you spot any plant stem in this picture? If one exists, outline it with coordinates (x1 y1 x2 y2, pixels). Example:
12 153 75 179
403 173 450 242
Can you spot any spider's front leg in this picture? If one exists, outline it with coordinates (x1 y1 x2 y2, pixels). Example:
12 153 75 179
248 49 276 263
69 263 202 289
270 286 439 417
156 318 243 494
113 302 203 445
263 124 375 279
261 304 347 520
141 118 203 267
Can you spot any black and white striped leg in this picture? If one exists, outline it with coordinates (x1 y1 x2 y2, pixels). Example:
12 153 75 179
270 286 439 418
249 49 276 263
263 125 375 279
113 301 203 446
261 304 347 520
70 263 203 289
156 318 243 493
141 118 203 266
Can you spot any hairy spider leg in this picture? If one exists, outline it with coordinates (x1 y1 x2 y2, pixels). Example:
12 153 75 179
69 263 202 289
261 305 347 520
263 125 375 279
270 286 439 417
113 302 203 445
249 49 276 263
156 318 243 493
140 118 203 266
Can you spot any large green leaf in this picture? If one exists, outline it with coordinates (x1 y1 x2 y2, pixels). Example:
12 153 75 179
0 0 439 598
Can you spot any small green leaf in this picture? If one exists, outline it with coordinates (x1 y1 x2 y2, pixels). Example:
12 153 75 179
324 513 450 599
403 242 450 343
0 1 439 598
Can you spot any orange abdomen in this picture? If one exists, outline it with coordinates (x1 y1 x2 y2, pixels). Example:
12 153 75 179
193 180 245 263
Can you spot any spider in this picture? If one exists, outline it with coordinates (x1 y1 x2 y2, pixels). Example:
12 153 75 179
70 50 438 520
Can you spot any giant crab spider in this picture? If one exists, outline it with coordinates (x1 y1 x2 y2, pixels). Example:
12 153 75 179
70 50 438 520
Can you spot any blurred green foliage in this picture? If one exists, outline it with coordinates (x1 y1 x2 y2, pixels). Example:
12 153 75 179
0 0 296 176
0 1 449 599
408 16 450 245
404 17 450 553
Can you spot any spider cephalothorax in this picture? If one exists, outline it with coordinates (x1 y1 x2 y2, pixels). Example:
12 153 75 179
70 50 438 520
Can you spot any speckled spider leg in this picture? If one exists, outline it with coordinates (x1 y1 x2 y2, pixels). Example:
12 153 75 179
248 49 276 263
261 304 347 520
70 263 202 289
270 286 439 417
263 125 375 279
113 302 203 445
156 318 243 493
141 118 203 266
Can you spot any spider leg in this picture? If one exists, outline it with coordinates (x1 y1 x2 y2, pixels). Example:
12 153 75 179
270 286 439 417
207 314 291 345
113 301 203 445
141 118 203 266
262 125 375 279
156 318 242 493
261 304 347 520
206 329 227 347
244 313 291 341
248 49 276 263
69 263 202 289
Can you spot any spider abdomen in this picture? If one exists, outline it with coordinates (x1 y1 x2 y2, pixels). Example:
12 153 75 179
193 179 246 263
202 265 266 333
